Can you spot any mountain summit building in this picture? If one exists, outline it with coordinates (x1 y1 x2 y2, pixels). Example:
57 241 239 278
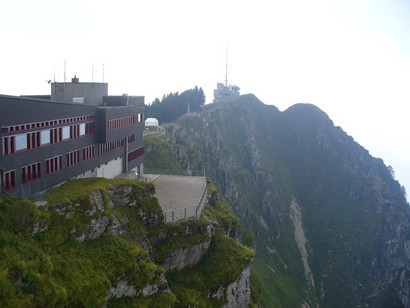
0 76 144 197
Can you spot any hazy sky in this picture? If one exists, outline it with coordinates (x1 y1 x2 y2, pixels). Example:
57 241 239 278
1 0 409 194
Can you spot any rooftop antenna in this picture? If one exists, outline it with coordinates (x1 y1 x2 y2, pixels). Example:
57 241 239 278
225 41 228 87
64 61 66 86
102 62 105 82
92 65 94 82
53 66 56 97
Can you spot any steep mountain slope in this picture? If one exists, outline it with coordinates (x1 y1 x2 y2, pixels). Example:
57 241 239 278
145 94 410 307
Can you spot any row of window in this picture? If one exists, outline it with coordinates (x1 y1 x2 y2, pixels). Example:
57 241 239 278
107 115 136 131
1 136 140 191
106 113 143 131
83 145 95 161
21 162 41 184
1 115 95 134
2 152 81 190
67 150 80 167
97 134 136 155
46 155 63 175
98 139 125 155
128 147 144 162
2 122 95 156
2 170 16 191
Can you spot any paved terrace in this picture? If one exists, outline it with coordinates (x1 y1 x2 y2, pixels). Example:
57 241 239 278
146 174 207 223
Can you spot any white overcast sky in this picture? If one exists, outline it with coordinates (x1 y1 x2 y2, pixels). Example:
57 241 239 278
1 0 410 195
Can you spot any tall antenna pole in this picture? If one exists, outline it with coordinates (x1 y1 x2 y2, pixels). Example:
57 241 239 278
92 65 94 82
102 62 105 82
64 61 66 84
53 66 56 99
225 41 228 87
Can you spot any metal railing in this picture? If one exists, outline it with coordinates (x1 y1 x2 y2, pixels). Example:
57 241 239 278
144 168 205 177
143 126 165 137
146 169 208 223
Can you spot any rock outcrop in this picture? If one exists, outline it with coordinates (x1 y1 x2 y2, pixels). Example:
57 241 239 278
211 262 252 308
161 236 211 271
2 178 253 307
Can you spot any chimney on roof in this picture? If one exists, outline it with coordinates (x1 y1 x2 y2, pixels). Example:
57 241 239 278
72 75 79 83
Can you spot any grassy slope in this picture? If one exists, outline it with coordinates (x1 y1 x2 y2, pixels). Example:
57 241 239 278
0 179 173 307
0 176 253 307
144 109 310 307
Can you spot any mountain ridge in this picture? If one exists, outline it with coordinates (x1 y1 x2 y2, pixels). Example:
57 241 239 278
145 93 410 307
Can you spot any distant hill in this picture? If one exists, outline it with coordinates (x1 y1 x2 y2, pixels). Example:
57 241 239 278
144 94 410 307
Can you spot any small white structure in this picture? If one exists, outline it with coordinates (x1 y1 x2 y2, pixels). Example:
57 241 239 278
145 117 159 127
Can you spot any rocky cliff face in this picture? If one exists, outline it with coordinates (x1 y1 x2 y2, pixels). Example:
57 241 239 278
144 94 410 307
211 262 252 307
161 235 211 271
0 178 253 307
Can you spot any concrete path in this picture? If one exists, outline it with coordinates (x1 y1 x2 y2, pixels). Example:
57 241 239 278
151 175 205 212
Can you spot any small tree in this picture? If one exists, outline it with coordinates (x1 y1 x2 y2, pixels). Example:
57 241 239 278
388 165 395 179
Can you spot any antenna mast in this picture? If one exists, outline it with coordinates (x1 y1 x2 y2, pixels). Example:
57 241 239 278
225 41 228 87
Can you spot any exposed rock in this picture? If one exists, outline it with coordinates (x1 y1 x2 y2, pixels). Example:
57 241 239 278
85 206 97 216
290 198 317 302
107 186 134 207
161 237 211 271
89 190 105 212
107 273 170 301
107 280 137 299
138 208 163 227
136 236 155 259
51 203 67 216
31 221 48 237
225 262 252 308
210 261 252 308
34 200 48 210
107 214 128 236
76 233 86 243
207 190 218 207
149 231 167 247
84 216 110 240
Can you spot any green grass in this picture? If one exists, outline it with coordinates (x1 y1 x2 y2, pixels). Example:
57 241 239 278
202 201 238 230
0 177 254 307
167 233 254 307
149 221 211 264
144 136 184 170
0 179 172 307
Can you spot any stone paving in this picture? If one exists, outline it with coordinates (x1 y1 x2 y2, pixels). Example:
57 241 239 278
150 174 206 212
121 172 206 222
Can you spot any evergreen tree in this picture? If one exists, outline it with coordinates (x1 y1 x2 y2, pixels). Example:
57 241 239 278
145 86 206 123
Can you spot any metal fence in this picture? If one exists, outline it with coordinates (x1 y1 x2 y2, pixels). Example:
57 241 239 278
146 169 208 223
144 168 205 177
143 126 165 137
